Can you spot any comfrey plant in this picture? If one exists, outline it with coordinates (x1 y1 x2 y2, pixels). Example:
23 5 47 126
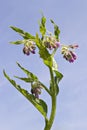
3 15 78 130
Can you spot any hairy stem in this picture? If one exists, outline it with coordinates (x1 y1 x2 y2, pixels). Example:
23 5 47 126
44 68 57 130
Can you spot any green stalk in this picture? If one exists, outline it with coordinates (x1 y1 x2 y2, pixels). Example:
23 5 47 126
44 95 56 130
44 68 57 130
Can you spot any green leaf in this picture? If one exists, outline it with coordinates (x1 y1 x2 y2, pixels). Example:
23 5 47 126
35 33 53 68
3 70 48 118
39 16 46 36
50 19 60 40
3 70 21 90
16 62 38 82
50 70 63 96
10 26 35 39
10 40 24 45
14 76 33 83
54 70 63 83
43 57 53 68
39 47 53 68
54 76 59 95
52 57 58 71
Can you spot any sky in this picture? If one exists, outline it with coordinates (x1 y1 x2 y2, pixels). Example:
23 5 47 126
0 0 87 130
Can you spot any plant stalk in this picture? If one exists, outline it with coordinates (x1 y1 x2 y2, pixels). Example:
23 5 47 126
44 93 56 130
44 68 57 130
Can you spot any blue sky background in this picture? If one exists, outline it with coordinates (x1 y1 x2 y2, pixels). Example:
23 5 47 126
0 0 87 130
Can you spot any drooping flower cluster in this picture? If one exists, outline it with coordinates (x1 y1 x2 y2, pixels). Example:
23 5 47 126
31 82 42 98
23 40 36 55
43 35 60 50
21 33 78 63
61 44 78 63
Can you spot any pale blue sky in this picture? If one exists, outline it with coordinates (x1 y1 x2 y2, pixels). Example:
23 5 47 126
0 0 87 130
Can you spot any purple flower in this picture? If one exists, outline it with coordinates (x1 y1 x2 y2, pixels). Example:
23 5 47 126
61 44 78 63
69 57 75 63
70 51 77 60
31 87 41 99
55 42 60 48
23 41 36 56
65 51 77 63
44 42 53 50
23 46 30 55
31 82 42 99
44 36 60 50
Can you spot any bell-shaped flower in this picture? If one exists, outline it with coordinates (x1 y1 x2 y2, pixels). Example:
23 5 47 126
43 35 60 50
23 40 36 56
61 44 78 63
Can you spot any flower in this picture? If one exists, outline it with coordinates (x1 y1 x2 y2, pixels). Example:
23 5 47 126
23 46 30 55
23 40 36 55
31 87 41 98
61 44 78 63
31 82 42 98
69 44 79 49
43 35 60 50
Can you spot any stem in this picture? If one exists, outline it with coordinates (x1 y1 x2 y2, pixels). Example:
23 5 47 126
44 92 56 130
44 68 57 130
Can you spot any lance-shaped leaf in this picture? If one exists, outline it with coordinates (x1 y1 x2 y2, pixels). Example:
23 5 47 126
50 19 60 40
10 26 35 40
16 62 38 82
3 70 48 118
39 16 46 36
14 76 33 83
10 40 25 45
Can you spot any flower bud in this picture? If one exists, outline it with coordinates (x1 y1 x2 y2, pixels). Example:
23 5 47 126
31 87 41 98
31 82 42 98
69 44 79 49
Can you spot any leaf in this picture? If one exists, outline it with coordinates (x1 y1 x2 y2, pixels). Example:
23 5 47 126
3 70 48 118
10 26 35 39
54 70 63 83
50 70 63 96
52 57 58 71
49 70 63 95
39 48 53 68
50 19 60 40
54 76 59 95
16 62 38 82
39 16 46 36
35 33 53 68
10 40 25 45
14 76 33 83
43 57 53 68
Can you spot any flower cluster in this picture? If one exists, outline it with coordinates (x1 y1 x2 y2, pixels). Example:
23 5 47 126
31 82 42 98
61 44 78 63
23 40 36 55
21 35 78 63
43 35 60 50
